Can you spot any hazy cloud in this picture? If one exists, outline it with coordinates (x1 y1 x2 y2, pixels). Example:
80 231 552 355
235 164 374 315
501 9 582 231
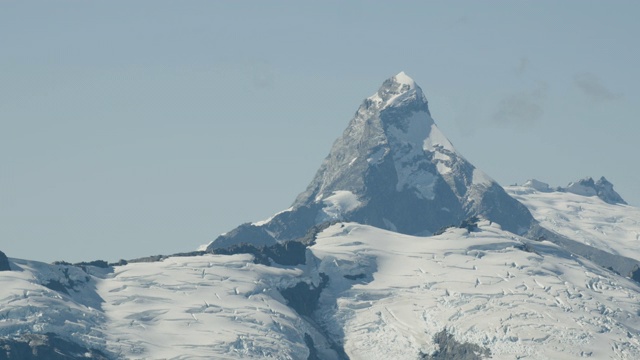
492 83 547 127
574 73 621 102
516 57 529 75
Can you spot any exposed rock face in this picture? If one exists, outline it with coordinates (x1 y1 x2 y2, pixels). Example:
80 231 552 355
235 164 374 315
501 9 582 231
421 329 491 360
208 72 534 250
0 251 10 271
0 333 109 360
563 176 627 204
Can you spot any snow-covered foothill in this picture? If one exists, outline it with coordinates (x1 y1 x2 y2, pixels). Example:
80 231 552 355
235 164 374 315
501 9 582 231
0 258 109 355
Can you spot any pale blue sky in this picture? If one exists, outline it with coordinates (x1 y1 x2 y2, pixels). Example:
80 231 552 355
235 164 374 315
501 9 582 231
2 1 639 263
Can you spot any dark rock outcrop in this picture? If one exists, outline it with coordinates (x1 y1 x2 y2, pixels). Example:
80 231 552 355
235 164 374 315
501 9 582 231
422 329 491 360
0 333 109 360
0 251 10 271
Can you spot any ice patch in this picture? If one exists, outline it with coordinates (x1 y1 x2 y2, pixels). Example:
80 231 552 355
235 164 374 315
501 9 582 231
319 191 362 220
367 148 388 164
436 162 452 175
472 168 494 187
393 71 416 89
197 241 213 251
423 124 455 153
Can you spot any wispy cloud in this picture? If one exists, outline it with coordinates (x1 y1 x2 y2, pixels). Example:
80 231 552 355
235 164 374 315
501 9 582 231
573 73 621 102
492 83 547 128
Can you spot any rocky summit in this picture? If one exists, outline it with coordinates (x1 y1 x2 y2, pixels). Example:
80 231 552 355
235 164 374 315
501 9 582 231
208 72 534 250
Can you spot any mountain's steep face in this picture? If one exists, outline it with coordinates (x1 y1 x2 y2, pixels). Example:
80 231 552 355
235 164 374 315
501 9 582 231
208 73 534 250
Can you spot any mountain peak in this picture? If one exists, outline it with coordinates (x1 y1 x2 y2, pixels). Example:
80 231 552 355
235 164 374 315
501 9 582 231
207 73 534 250
393 71 416 88
368 72 427 110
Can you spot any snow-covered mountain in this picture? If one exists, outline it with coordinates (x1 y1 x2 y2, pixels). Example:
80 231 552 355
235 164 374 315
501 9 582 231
3 208 640 359
2 73 640 359
208 72 533 250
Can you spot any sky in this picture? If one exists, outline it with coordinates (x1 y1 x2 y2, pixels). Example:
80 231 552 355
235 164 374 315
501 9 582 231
1 1 639 263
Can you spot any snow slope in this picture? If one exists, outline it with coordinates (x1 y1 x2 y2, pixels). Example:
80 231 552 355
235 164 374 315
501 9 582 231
4 218 640 359
99 254 314 359
0 259 108 353
311 222 640 359
0 255 328 359
507 184 640 261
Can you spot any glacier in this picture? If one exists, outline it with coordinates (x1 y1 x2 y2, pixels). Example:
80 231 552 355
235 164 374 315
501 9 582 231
3 205 640 358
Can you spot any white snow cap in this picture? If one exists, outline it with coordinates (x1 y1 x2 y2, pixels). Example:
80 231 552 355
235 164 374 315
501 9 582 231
367 71 425 110
393 71 416 89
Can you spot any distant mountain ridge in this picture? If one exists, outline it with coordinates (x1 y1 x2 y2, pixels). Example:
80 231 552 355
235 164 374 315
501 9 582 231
522 176 627 205
207 72 534 250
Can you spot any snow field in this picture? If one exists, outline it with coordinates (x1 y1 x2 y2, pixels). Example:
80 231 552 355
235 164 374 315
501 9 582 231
311 222 640 359
507 185 640 261
4 195 640 359
0 259 108 352
98 254 312 359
